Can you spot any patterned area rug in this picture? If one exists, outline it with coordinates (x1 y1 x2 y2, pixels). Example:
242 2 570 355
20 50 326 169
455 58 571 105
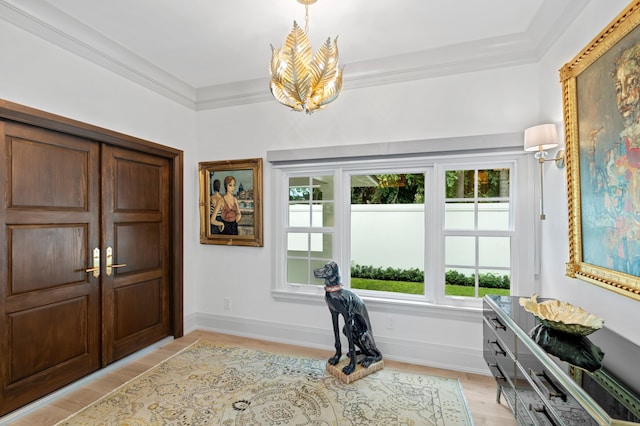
56 340 474 425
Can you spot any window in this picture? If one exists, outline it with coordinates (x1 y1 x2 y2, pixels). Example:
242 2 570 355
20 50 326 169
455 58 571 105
271 146 536 309
442 168 512 303
350 172 425 298
286 175 335 285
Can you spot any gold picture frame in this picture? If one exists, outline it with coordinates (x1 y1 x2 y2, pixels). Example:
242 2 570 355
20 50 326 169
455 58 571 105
561 2 640 301
198 158 263 247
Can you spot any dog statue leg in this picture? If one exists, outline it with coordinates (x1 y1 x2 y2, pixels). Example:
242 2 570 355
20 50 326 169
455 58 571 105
341 316 358 375
327 311 342 365
360 345 382 368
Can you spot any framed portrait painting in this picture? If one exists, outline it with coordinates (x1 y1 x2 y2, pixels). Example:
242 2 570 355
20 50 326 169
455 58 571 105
561 2 640 301
198 158 263 247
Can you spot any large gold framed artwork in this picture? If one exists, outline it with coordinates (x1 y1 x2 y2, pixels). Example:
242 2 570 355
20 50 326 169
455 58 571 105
561 1 640 301
199 158 263 247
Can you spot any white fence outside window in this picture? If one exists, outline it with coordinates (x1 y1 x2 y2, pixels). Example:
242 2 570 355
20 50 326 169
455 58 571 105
290 203 510 270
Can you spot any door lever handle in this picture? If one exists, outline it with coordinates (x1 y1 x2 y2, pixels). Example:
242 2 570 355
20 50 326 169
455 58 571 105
85 247 100 278
106 246 126 276
110 263 127 274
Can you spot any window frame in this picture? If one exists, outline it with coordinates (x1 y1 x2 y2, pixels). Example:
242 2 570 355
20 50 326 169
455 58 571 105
271 146 538 311
273 166 343 295
345 165 431 303
434 159 519 308
284 172 339 287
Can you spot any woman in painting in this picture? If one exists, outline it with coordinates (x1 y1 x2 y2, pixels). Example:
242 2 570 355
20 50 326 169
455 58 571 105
211 176 242 235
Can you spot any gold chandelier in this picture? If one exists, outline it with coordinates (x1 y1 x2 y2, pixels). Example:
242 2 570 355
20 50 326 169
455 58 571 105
269 0 343 114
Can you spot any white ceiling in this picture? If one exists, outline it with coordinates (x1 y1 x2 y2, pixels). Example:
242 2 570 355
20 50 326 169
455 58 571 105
1 0 590 109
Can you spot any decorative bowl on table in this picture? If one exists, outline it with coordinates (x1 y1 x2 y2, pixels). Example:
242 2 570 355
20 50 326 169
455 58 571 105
519 294 604 336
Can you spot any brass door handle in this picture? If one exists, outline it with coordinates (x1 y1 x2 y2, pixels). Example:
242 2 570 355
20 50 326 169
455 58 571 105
106 246 126 276
85 248 100 278
110 264 127 274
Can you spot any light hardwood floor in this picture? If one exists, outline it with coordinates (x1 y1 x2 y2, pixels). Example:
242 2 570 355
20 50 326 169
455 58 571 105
7 330 516 425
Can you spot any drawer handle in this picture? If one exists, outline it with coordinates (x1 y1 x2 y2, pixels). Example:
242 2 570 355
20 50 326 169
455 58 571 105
488 363 506 381
488 316 506 330
529 369 567 402
529 403 560 426
488 339 506 357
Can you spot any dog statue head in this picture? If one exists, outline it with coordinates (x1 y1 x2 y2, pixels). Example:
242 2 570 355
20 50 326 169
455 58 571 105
313 261 341 287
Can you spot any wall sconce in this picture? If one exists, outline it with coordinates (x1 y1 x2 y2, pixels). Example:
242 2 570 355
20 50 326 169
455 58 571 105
524 123 565 220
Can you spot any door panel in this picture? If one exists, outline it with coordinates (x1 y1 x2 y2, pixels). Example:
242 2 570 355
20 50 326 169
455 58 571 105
9 297 89 382
115 159 161 211
102 145 170 364
9 225 87 293
0 122 100 415
115 279 161 339
10 137 88 209
115 222 162 272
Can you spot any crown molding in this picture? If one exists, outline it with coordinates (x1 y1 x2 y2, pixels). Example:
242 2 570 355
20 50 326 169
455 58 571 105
1 0 589 111
195 34 536 111
0 0 196 109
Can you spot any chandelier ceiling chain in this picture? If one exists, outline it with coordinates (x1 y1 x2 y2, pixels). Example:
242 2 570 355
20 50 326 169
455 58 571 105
269 0 343 114
303 3 310 33
299 0 316 33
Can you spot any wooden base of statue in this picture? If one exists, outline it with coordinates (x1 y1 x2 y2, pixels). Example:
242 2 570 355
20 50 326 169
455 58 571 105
326 357 384 384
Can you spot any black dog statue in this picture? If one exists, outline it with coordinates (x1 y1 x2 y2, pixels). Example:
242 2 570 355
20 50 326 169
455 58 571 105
314 261 382 375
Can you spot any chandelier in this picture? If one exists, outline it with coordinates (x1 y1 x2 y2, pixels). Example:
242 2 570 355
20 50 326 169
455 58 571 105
269 0 343 114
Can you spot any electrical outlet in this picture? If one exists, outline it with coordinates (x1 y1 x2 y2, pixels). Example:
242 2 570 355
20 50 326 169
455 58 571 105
224 298 231 310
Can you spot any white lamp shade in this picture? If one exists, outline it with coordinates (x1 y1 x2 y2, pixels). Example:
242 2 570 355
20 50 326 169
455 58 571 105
524 123 559 151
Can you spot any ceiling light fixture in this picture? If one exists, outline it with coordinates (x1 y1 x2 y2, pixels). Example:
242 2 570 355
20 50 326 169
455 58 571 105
269 0 343 114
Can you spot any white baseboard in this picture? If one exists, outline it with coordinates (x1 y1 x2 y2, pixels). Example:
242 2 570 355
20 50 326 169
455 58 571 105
190 312 491 376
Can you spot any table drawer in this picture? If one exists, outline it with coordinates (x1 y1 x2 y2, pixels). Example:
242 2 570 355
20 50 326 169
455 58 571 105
483 304 517 354
484 319 515 380
516 355 598 426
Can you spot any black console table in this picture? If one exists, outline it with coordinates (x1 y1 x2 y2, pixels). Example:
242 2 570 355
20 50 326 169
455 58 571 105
483 295 640 425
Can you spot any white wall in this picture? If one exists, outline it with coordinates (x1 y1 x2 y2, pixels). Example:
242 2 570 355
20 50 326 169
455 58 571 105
537 0 640 346
0 21 199 318
3 0 637 376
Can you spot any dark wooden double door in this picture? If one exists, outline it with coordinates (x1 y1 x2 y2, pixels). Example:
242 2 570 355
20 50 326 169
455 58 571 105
0 121 172 415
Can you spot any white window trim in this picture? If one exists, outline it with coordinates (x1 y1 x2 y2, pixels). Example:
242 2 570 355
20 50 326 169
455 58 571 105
343 163 431 304
269 133 540 313
433 157 529 308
